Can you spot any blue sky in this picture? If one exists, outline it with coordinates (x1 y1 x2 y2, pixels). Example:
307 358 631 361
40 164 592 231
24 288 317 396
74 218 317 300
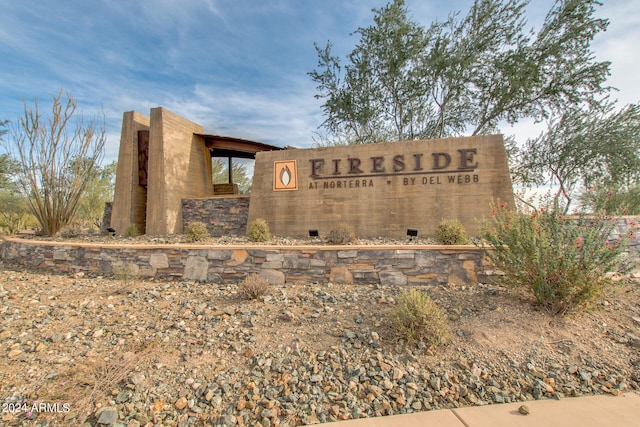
1 0 638 164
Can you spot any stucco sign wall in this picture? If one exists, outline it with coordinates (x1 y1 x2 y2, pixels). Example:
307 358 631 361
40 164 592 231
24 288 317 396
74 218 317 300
248 134 515 238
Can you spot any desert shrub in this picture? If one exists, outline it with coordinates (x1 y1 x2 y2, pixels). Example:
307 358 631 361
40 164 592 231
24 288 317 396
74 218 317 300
239 273 269 300
326 223 356 244
123 223 139 238
248 218 271 242
186 221 210 242
479 202 632 315
391 288 452 347
435 218 470 245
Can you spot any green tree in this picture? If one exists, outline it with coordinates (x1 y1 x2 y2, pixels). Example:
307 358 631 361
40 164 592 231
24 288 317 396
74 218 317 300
579 184 640 215
310 0 611 144
0 191 29 234
0 152 29 234
0 119 7 141
310 0 426 144
0 153 16 191
0 121 9 190
212 159 252 194
2 91 106 236
75 160 117 230
512 103 640 211
466 0 609 135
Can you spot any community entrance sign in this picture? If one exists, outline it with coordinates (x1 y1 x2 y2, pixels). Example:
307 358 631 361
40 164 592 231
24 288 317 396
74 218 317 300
110 108 514 239
248 135 515 238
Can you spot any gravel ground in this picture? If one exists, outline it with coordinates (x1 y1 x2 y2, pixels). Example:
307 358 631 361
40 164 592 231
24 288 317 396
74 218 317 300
1 260 640 427
17 232 441 247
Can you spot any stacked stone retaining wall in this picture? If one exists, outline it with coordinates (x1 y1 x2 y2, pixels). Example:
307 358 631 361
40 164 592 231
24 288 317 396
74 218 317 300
3 217 638 286
0 238 492 286
182 196 250 237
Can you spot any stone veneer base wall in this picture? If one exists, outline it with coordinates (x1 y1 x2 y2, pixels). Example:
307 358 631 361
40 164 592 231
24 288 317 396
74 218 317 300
3 218 638 286
182 196 250 237
1 238 494 286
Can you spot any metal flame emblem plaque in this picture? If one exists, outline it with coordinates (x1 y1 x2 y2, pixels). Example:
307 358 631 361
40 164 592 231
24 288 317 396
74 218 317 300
273 160 298 191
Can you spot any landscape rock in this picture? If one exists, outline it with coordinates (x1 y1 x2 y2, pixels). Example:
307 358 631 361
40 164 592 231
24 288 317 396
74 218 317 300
183 256 209 281
174 397 187 410
96 408 119 425
259 269 286 285
0 264 639 426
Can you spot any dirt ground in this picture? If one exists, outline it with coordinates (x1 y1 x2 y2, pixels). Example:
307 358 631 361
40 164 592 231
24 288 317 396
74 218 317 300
1 260 640 426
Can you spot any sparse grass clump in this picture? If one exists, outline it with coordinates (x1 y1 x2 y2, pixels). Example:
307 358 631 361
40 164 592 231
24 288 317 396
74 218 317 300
186 221 210 242
326 223 356 244
391 288 452 347
239 273 270 300
248 218 271 242
35 338 157 423
123 223 139 238
435 218 469 245
60 225 82 238
111 263 139 294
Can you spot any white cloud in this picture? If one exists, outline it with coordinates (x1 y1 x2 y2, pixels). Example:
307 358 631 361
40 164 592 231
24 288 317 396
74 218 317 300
169 81 323 147
593 0 640 105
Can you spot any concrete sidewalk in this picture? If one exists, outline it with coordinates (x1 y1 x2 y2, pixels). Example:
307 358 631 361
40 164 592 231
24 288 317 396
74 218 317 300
321 393 640 427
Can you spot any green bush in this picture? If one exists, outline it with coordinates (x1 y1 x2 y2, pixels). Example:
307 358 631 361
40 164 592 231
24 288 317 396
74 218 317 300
239 273 270 300
123 223 139 238
479 202 631 315
435 218 470 245
326 223 356 244
186 221 210 242
248 218 271 242
391 288 452 347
